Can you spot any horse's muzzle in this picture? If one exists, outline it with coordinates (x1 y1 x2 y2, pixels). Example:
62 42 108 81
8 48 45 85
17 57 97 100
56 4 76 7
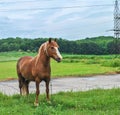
56 58 62 62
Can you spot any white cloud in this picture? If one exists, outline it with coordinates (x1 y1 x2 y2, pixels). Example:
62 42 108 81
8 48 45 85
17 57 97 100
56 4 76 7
0 0 115 39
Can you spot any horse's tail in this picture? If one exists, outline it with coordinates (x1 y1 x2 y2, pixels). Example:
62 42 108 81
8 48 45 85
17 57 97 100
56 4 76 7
16 57 29 95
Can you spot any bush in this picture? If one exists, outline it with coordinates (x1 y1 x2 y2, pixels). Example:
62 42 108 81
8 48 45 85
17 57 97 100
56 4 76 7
102 59 120 67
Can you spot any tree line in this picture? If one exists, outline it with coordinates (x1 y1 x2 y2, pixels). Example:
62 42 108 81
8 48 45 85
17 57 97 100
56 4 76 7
0 36 120 54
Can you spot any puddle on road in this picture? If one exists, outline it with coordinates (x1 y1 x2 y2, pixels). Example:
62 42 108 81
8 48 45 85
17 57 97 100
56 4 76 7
83 77 97 81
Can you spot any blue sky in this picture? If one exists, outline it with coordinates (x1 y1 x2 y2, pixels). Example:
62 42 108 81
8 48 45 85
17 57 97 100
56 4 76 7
0 0 115 40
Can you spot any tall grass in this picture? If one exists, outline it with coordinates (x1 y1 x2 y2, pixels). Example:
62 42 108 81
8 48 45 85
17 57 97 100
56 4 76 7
63 54 120 68
102 59 120 67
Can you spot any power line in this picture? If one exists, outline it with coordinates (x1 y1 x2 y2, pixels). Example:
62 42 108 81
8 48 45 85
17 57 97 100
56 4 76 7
0 4 113 12
0 0 35 4
0 0 112 3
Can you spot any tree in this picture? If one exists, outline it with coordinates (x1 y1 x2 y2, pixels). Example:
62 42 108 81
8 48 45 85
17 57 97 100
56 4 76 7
0 36 117 54
78 42 103 54
107 39 120 54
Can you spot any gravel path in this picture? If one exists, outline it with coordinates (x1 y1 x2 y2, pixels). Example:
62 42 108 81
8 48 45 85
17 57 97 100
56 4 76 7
0 74 120 95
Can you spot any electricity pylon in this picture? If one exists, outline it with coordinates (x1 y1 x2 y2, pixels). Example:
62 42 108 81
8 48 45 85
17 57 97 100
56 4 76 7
114 0 120 39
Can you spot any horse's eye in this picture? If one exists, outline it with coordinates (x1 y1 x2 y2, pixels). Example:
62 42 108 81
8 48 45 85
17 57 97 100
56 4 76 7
51 47 54 50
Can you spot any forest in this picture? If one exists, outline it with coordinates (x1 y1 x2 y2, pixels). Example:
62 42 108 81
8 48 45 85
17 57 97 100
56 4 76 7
0 36 120 54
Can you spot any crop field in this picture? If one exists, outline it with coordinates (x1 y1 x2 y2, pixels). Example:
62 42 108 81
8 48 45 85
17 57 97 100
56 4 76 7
0 51 120 80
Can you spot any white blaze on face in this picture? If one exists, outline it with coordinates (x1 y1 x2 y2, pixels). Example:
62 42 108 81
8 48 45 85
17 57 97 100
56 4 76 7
55 47 62 59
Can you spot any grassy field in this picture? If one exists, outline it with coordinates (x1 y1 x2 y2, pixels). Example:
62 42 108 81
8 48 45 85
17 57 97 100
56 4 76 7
0 52 120 115
0 51 120 80
0 88 120 115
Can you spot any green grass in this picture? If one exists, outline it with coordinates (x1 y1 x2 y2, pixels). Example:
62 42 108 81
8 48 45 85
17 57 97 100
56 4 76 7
51 60 118 77
0 89 120 115
0 51 36 62
0 60 118 80
0 51 119 80
0 61 17 80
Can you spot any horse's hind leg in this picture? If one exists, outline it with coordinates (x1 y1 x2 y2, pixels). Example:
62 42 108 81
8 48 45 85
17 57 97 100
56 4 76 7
18 74 29 95
18 74 25 95
21 80 30 95
24 80 30 95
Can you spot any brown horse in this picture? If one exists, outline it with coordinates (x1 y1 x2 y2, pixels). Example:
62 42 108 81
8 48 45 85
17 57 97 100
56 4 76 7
16 38 62 106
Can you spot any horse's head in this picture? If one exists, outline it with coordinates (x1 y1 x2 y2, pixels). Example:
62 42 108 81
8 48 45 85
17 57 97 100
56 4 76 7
45 38 62 62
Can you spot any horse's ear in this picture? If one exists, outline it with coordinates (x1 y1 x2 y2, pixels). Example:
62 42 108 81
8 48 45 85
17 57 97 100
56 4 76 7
54 38 57 42
49 38 52 43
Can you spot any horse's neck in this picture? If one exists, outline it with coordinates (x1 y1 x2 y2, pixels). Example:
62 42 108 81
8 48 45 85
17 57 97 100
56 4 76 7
39 52 50 66
35 45 50 67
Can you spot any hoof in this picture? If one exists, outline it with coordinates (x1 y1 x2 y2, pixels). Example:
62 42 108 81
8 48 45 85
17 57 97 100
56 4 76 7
47 100 51 104
34 102 39 106
21 93 27 96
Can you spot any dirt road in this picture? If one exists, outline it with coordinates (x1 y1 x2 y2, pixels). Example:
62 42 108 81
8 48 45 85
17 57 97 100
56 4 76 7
0 74 120 95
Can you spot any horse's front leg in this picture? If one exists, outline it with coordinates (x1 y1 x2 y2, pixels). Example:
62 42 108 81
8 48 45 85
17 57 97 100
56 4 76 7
34 80 40 106
45 78 50 102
